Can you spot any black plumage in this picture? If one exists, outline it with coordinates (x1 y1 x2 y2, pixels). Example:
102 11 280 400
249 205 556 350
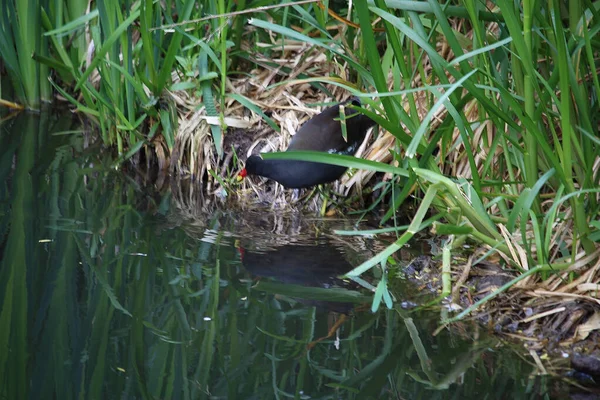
240 97 376 189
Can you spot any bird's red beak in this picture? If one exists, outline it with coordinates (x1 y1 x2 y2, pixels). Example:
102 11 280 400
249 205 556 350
235 239 245 261
237 168 248 182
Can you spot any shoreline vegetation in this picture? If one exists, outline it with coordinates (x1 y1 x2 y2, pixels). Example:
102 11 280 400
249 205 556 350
2 0 600 372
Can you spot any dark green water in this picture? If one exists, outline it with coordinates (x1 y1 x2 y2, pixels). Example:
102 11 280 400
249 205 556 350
0 112 592 399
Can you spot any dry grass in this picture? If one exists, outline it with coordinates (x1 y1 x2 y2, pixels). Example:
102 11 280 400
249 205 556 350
161 18 600 348
166 34 443 211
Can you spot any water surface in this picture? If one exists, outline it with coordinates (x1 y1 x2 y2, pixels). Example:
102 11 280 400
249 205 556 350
0 112 587 399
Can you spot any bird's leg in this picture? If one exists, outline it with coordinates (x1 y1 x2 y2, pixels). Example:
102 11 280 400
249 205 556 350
319 186 328 216
318 185 341 216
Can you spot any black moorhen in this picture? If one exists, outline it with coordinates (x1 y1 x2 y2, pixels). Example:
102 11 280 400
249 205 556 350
239 97 376 189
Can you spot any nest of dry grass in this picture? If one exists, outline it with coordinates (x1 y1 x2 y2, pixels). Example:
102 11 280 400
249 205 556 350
165 30 424 211
158 17 600 357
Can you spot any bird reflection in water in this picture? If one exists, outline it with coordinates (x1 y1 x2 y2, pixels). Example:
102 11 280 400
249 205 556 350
239 242 365 348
